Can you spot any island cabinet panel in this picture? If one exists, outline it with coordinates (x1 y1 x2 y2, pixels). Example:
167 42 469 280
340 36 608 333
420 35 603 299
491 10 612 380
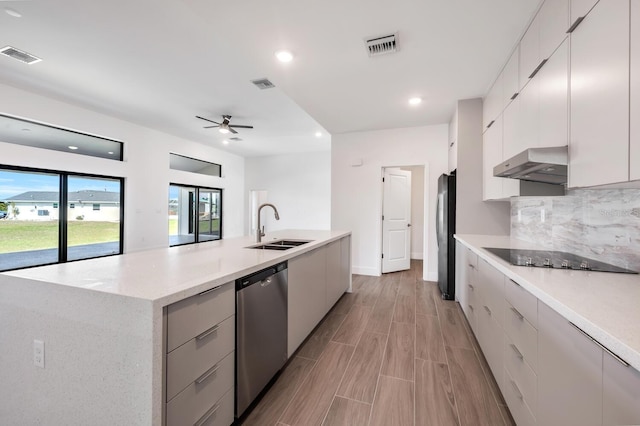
569 0 630 187
538 301 603 426
603 351 640 425
288 245 327 356
326 238 350 311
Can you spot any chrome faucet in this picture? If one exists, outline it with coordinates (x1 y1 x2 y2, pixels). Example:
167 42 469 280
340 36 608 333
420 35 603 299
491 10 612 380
256 203 280 243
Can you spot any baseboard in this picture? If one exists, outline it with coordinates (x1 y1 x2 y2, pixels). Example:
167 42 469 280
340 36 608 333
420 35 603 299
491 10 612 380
424 271 437 282
410 252 423 260
352 266 380 276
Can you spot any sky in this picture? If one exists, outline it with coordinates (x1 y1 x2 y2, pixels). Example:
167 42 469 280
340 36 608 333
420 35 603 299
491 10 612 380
0 170 120 200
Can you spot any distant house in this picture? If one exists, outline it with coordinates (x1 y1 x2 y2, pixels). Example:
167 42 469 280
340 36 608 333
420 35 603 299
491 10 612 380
5 190 121 221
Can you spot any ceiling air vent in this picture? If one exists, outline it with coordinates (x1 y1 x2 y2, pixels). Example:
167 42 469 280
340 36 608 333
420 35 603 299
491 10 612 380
229 137 242 141
251 78 275 90
0 46 42 64
365 33 398 57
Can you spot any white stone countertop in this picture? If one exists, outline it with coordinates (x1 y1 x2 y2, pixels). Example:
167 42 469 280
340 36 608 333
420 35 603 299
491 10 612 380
2 229 350 307
455 234 640 371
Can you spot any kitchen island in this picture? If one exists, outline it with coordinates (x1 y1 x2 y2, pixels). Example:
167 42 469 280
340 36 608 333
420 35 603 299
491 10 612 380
0 229 351 426
455 234 640 426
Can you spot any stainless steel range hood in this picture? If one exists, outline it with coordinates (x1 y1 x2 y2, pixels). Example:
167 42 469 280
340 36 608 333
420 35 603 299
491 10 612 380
493 146 568 185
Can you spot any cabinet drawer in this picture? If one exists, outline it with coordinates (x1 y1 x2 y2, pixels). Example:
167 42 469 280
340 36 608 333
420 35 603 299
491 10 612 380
505 278 538 328
504 334 538 415
166 353 234 426
504 302 538 371
166 315 235 401
477 259 505 327
503 368 537 426
466 251 478 277
167 282 234 352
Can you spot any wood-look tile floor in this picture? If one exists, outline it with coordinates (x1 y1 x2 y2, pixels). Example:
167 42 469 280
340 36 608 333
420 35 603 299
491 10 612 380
241 260 515 426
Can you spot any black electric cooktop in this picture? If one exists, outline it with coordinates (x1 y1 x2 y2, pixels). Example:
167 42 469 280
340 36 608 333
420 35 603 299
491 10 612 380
483 247 637 274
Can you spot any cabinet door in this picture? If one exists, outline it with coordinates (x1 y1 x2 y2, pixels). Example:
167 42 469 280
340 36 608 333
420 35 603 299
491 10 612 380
455 241 468 309
502 95 522 160
517 76 539 152
502 47 520 108
477 298 504 394
571 0 600 24
483 116 505 200
288 247 327 356
538 302 603 426
340 235 351 291
631 1 640 181
483 78 503 131
603 353 640 425
477 259 505 328
569 0 630 187
539 0 570 60
325 240 343 310
519 13 540 87
538 38 569 149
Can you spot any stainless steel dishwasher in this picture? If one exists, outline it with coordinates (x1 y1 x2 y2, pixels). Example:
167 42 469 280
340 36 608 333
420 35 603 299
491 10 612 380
235 261 288 418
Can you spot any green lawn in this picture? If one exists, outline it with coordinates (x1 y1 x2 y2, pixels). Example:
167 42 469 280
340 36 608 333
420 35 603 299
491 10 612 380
168 218 219 235
0 221 120 253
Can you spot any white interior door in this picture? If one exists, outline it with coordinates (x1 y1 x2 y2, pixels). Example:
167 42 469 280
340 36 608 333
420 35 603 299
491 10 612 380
382 168 412 273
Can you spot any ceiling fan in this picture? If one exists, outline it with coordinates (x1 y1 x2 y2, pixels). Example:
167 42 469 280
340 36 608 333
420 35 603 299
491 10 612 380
196 115 254 134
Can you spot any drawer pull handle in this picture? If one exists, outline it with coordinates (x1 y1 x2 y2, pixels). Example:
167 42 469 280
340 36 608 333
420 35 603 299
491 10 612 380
468 304 474 311
510 343 524 360
484 305 492 315
567 16 585 33
194 403 219 426
468 264 475 269
510 380 524 400
468 284 474 291
569 322 629 367
196 324 220 341
510 307 524 321
509 279 520 287
195 363 220 385
199 285 223 296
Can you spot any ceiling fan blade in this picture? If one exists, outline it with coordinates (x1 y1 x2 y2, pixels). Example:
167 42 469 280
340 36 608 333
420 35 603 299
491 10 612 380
195 115 220 125
229 125 254 129
203 125 220 129
229 127 238 134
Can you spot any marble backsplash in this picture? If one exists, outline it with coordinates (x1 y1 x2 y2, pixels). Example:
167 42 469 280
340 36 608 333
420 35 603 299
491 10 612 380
511 189 640 272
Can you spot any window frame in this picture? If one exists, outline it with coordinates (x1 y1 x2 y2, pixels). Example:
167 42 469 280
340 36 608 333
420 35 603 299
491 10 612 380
169 183 222 247
0 164 125 272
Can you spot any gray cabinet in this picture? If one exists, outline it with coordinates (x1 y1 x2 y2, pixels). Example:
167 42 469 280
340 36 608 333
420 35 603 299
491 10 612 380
603 351 640 425
326 237 351 311
288 246 327 356
569 0 630 187
164 282 235 426
538 302 603 426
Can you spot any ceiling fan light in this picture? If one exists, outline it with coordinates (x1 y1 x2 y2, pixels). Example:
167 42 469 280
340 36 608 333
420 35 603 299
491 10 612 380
219 124 230 134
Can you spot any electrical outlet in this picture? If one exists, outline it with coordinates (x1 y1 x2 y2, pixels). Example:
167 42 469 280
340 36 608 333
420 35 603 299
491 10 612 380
33 339 44 368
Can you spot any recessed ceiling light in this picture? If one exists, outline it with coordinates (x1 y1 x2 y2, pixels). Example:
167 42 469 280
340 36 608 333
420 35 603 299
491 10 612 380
222 140 229 145
408 97 422 106
275 50 294 63
315 132 322 138
107 151 114 155
4 8 22 18
68 146 79 150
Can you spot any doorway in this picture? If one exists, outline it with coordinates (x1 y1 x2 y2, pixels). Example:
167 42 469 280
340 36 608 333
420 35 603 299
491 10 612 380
381 165 425 274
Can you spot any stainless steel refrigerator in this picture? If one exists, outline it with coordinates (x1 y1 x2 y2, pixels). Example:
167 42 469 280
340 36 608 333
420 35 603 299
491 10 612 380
436 172 456 300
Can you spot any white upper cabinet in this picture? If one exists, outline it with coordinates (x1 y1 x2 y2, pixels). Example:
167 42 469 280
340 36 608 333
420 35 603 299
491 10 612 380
517 75 540 153
631 1 640 181
571 0 600 25
538 38 569 149
569 0 630 187
539 0 570 60
483 76 503 131
519 14 540 88
483 116 520 200
502 95 522 160
502 47 520 108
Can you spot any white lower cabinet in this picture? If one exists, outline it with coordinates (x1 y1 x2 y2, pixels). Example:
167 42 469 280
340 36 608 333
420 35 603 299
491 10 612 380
603 350 640 425
288 236 352 356
164 282 235 426
538 301 603 426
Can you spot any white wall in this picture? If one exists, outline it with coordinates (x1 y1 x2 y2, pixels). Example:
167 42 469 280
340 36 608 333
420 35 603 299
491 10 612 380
244 151 331 236
332 125 449 281
0 83 246 252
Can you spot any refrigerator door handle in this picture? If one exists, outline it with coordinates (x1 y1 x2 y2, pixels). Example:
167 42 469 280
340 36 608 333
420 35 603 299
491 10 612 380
435 195 440 248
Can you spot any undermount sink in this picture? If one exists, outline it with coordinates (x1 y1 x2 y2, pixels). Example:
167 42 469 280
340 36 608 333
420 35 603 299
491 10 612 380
247 239 313 250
